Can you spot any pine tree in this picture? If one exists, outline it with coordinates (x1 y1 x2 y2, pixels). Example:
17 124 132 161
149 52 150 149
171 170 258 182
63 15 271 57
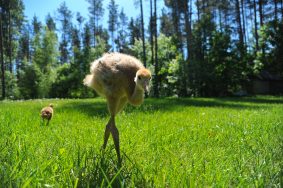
46 13 56 31
17 24 30 78
86 0 104 47
135 0 146 66
128 17 141 45
235 0 245 56
0 0 24 98
0 7 5 99
116 8 128 52
108 0 118 50
32 15 42 35
153 0 159 97
57 2 73 64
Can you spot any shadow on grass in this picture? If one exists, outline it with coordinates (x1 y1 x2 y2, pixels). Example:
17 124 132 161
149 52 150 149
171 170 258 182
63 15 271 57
59 100 109 118
139 97 278 112
220 96 283 104
60 97 282 118
73 147 148 187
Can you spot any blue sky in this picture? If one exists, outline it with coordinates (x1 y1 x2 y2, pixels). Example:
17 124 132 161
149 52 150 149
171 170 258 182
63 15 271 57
23 0 164 28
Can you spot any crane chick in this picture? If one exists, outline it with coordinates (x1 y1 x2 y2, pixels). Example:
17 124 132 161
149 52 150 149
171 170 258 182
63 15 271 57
41 104 54 125
83 52 151 163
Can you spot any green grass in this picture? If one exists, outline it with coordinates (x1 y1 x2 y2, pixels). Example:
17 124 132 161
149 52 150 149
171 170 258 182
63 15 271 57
0 96 283 187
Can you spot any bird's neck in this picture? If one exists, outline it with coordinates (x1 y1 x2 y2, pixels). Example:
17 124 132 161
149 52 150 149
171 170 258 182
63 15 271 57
129 85 144 106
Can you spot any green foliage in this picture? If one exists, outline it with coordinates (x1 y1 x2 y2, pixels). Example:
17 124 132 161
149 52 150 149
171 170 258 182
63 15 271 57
31 27 58 98
4 71 20 99
189 21 250 96
50 63 75 98
18 59 41 99
50 37 106 98
157 34 183 96
255 20 283 76
131 34 183 96
0 97 282 186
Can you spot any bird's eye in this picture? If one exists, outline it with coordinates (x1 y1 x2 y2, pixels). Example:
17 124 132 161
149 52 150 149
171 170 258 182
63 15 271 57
138 76 141 80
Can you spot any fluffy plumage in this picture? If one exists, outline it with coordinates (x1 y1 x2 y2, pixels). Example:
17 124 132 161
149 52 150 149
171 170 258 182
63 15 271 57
83 53 151 163
41 104 53 122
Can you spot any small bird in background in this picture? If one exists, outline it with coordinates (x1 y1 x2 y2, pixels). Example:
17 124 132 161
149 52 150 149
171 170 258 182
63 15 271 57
41 104 54 126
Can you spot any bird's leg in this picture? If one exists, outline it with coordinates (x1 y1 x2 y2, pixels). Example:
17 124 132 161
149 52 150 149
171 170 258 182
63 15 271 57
102 117 113 149
102 116 121 164
110 117 121 164
105 96 122 163
116 97 127 114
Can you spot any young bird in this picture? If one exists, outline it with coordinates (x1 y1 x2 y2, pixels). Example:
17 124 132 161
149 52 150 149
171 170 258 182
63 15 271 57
83 52 151 163
41 104 54 125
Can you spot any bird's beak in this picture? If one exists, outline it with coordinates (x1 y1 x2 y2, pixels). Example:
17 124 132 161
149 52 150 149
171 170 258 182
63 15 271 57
143 82 149 93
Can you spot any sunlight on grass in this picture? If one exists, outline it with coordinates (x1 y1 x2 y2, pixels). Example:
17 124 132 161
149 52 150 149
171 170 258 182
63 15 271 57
0 96 282 187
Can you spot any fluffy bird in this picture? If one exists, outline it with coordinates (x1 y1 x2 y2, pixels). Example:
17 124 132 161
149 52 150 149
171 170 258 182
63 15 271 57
83 53 151 163
41 104 54 125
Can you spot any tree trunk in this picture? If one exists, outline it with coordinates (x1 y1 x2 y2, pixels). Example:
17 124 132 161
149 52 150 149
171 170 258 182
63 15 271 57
235 0 244 56
0 13 5 99
274 0 278 23
253 0 259 51
258 0 264 26
93 19 96 47
281 0 283 19
196 0 200 21
153 0 159 97
258 0 265 57
241 0 247 46
8 3 12 73
201 0 206 60
150 0 154 69
140 0 146 67
171 1 182 51
219 8 222 32
182 0 192 96
184 0 192 62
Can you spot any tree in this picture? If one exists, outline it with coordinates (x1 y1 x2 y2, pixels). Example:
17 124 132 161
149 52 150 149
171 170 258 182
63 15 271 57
86 0 104 47
153 0 159 97
0 0 24 98
32 15 42 35
251 0 259 51
30 26 58 98
108 0 118 50
46 13 56 31
116 8 129 52
76 12 85 32
0 7 5 99
134 0 146 67
57 1 73 64
235 0 245 56
17 23 30 78
164 0 183 50
131 34 183 96
180 0 193 96
18 58 41 99
128 17 141 46
160 8 174 37
5 0 24 73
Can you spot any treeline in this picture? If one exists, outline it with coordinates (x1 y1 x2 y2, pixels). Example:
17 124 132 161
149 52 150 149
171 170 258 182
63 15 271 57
0 0 282 99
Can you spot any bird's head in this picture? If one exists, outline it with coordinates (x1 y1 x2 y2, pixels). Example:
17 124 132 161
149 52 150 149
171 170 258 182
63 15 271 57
134 68 151 93
49 104 54 108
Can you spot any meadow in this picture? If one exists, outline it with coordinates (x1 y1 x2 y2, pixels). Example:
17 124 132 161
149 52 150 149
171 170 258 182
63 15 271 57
0 96 282 187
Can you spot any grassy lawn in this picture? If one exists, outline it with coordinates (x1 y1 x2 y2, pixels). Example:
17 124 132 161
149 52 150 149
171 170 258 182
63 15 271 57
0 96 282 187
